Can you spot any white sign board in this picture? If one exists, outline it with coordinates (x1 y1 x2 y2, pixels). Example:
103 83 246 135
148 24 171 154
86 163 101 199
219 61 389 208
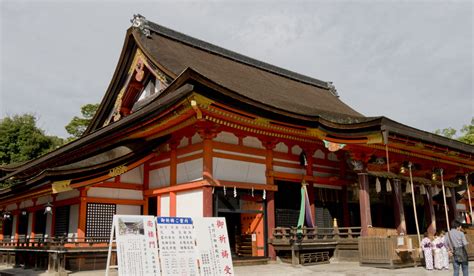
156 217 200 276
193 217 234 276
114 215 160 276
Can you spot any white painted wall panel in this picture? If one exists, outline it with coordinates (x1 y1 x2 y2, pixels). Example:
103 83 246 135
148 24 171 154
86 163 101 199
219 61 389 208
87 187 143 200
314 149 325 159
177 158 203 184
213 158 266 184
68 204 79 238
117 205 141 215
291 145 303 155
176 190 203 217
177 136 188 148
274 142 288 153
215 131 238 145
273 165 305 175
191 133 202 144
37 195 53 205
19 200 33 209
56 189 80 201
243 136 263 149
328 152 339 161
160 195 170 217
149 166 170 189
121 165 143 184
6 204 16 211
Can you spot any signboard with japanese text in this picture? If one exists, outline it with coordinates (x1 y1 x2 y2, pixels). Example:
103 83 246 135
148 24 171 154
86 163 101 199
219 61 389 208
114 215 160 276
193 217 234 276
156 217 200 276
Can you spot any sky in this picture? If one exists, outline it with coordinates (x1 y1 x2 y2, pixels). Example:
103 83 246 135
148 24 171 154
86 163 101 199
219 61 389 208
0 0 473 138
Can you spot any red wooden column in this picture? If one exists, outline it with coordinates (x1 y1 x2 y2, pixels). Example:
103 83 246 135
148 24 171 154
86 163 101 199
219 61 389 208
264 140 277 260
30 198 38 239
358 173 372 236
201 129 216 217
50 194 57 236
392 179 407 234
14 203 20 240
143 162 150 215
170 141 178 217
424 186 436 235
77 188 88 238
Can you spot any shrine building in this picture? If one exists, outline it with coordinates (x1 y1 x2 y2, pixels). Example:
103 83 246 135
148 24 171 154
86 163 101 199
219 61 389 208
1 15 473 271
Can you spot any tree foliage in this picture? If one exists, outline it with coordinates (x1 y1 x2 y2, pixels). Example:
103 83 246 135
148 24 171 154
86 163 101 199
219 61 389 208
65 103 99 140
435 118 474 145
0 114 64 165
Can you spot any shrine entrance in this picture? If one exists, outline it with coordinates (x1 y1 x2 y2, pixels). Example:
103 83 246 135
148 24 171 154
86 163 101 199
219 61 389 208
214 189 266 259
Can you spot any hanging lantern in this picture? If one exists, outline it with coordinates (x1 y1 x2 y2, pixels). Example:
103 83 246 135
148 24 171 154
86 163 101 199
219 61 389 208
21 210 27 216
223 186 227 196
44 202 53 215
446 188 452 198
420 185 426 195
233 186 237 198
263 189 266 200
375 178 381 193
212 187 215 194
3 211 11 220
405 180 411 194
251 187 254 197
386 179 392 192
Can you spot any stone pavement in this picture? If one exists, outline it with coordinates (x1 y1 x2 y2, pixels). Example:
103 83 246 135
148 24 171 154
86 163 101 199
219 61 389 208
2 261 474 275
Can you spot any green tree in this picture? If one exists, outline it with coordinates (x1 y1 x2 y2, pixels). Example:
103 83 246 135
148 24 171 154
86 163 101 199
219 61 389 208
0 114 64 165
435 118 474 145
65 103 99 140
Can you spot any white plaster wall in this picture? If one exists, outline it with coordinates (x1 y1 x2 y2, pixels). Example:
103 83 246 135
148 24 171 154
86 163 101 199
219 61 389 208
177 136 188 148
87 187 143 200
117 205 141 215
274 142 288 153
314 149 325 159
291 145 303 155
19 200 33 209
45 214 52 236
191 133 203 144
160 195 170 217
177 158 203 184
121 165 143 184
68 204 79 239
176 190 203 217
105 177 115 182
27 213 33 236
37 195 53 205
6 204 17 211
149 166 170 189
213 157 266 184
242 136 263 149
214 131 238 145
273 165 305 175
328 152 339 161
56 189 80 201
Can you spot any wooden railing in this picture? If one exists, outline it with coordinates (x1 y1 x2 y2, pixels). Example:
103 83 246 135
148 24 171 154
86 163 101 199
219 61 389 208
0 235 112 249
272 226 361 244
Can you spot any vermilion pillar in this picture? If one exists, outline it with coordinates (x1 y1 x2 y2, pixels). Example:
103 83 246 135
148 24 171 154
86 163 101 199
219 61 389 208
358 173 372 236
393 179 407 234
202 133 214 217
170 142 178 217
264 141 276 260
77 188 87 238
305 149 315 223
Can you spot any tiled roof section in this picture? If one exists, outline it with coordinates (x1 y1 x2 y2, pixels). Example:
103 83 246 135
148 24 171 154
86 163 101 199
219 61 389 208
146 21 330 89
134 23 364 119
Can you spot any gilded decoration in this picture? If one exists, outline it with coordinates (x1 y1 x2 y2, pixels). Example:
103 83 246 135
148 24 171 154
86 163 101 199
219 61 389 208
109 165 128 177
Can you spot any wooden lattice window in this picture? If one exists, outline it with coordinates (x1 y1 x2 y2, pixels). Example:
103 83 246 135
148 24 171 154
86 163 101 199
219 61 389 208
86 203 115 238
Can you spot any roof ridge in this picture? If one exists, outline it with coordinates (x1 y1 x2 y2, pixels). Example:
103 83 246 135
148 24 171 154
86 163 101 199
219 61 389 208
143 20 331 90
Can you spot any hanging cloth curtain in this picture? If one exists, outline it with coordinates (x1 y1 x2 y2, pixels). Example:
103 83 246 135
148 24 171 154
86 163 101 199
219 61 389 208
297 182 315 232
405 180 412 194
386 179 392 192
420 185 426 195
376 178 381 193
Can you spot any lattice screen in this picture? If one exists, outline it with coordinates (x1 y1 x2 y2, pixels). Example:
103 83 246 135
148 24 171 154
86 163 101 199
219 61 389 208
86 203 116 238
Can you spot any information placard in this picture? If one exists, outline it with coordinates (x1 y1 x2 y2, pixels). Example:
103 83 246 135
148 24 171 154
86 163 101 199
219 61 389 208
156 217 200 276
193 217 234 276
114 215 160 276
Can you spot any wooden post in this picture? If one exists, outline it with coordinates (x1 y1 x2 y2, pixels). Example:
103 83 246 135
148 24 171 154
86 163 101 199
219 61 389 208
392 179 406 234
424 186 436 235
77 188 88 238
358 173 372 236
202 133 214 217
264 140 276 260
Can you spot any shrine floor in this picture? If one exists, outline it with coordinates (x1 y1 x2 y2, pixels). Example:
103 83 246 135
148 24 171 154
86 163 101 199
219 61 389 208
1 261 474 275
